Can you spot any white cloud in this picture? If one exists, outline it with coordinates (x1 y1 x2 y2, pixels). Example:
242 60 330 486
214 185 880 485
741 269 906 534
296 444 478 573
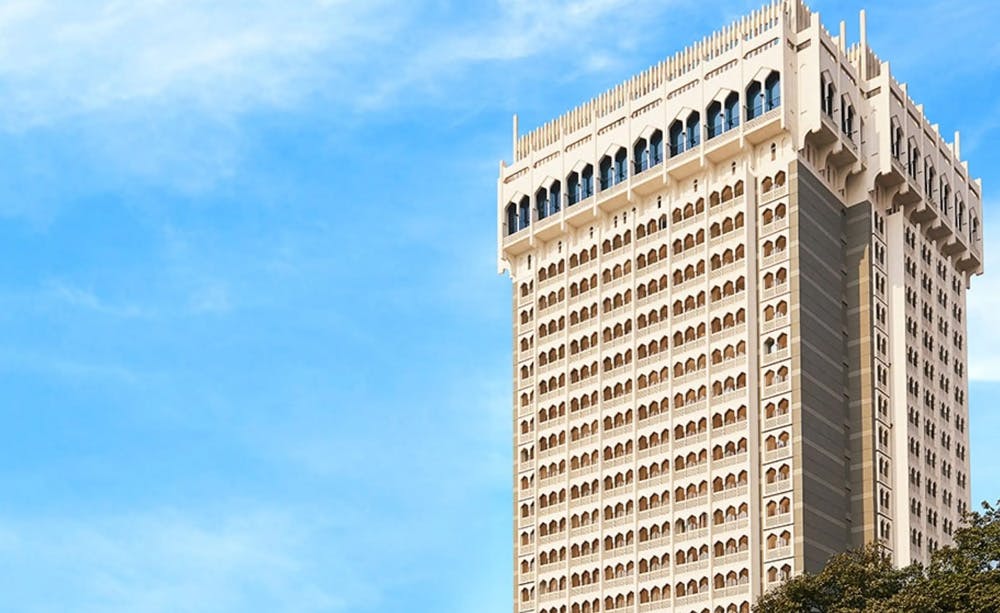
0 509 347 613
47 280 151 318
0 0 396 128
355 0 675 109
0 0 689 123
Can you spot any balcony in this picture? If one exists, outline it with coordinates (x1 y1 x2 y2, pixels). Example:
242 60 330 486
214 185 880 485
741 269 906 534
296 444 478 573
762 347 790 366
713 387 747 406
570 520 599 539
631 158 667 197
763 412 792 431
761 250 788 270
744 106 783 144
537 271 565 292
712 453 748 471
710 323 747 344
640 566 671 582
636 444 666 461
761 282 788 301
604 544 635 559
538 588 566 603
674 526 709 543
714 484 749 501
760 183 788 204
564 194 597 230
763 445 792 464
673 495 709 512
764 512 793 529
673 400 707 419
714 585 751 601
674 592 710 607
764 478 792 497
760 216 788 236
713 549 750 568
596 179 630 214
761 315 789 335
716 420 748 438
711 292 747 312
705 124 742 164
762 379 792 398
715 518 750 534
666 145 703 181
637 535 669 553
603 454 633 470
604 575 633 591
765 545 793 561
638 506 669 522
639 472 671 490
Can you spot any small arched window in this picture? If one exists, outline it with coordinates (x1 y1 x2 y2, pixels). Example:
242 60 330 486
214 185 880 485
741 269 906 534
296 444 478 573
669 120 685 156
686 111 701 148
707 100 723 139
724 92 740 130
518 196 531 230
746 81 763 120
764 72 780 110
506 202 518 235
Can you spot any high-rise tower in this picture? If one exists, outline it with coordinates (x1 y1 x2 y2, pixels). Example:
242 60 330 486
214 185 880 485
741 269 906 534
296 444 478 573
497 3 984 612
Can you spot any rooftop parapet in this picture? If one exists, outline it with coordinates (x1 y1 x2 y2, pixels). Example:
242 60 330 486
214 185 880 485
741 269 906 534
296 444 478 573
511 0 808 162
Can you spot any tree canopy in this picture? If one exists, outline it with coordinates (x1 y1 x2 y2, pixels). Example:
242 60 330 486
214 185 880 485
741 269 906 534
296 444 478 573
754 501 1000 613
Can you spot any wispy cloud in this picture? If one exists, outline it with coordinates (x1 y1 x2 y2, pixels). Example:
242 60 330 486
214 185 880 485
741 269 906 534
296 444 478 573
0 348 143 384
355 0 687 109
0 508 345 613
46 280 151 318
0 0 694 125
0 0 398 128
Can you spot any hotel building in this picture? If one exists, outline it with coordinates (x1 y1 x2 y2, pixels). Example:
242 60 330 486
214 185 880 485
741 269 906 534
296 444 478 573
497 2 984 612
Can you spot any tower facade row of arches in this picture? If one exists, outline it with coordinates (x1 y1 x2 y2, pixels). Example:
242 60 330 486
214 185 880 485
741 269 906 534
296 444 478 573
504 72 780 236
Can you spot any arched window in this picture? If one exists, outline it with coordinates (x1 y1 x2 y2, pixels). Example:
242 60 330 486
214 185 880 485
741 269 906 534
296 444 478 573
567 171 580 205
707 101 723 139
599 156 614 190
536 187 549 220
581 164 594 199
519 196 531 229
890 118 903 160
669 120 685 156
650 130 663 166
746 81 763 120
823 79 836 118
765 72 780 110
724 92 740 130
614 148 628 183
634 137 649 173
841 96 855 138
549 181 561 216
506 203 518 235
686 112 701 148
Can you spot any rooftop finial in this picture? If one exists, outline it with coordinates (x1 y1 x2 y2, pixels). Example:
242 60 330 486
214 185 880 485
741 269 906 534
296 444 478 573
512 114 519 161
859 9 868 79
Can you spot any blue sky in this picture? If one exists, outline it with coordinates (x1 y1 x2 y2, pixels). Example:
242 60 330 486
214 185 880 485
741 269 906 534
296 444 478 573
0 1 998 611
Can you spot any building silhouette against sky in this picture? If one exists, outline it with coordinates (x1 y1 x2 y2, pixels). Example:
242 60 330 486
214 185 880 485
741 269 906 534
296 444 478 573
497 1 984 611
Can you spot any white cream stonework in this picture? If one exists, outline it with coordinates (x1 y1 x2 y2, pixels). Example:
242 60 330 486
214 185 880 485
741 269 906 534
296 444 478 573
497 2 983 612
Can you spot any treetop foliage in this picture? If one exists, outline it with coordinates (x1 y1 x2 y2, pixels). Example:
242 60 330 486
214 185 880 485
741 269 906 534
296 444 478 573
754 500 1000 613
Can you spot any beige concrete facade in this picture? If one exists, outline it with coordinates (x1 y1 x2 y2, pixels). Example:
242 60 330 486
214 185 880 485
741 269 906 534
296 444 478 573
497 2 983 612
